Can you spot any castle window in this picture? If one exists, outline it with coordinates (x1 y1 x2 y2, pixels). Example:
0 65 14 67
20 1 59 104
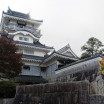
19 37 23 40
17 21 26 28
24 37 29 41
18 25 23 28
23 65 30 70
19 37 29 42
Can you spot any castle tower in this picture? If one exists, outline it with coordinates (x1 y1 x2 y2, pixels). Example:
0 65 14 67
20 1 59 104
0 8 78 83
0 8 54 83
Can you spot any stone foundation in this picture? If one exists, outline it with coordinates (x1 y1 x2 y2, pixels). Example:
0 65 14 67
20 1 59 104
12 81 89 104
0 98 14 104
90 95 104 104
2 81 104 104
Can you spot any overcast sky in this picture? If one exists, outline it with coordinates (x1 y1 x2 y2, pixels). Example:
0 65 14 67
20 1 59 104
0 0 104 56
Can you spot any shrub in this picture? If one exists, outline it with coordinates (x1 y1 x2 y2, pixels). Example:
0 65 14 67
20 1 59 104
0 81 16 98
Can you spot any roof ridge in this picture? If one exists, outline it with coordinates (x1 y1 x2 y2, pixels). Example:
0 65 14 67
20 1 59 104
57 44 70 53
7 7 29 16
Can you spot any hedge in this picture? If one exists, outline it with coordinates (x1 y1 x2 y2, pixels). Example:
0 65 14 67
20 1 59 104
0 81 16 98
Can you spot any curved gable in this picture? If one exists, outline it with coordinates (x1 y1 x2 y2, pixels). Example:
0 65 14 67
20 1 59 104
9 31 39 42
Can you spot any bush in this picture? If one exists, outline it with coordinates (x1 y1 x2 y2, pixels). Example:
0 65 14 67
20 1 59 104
0 81 16 98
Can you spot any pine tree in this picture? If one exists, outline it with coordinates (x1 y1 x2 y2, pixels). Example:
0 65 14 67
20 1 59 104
81 37 104 59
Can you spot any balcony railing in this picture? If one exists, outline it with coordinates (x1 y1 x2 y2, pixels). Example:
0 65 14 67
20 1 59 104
4 23 40 35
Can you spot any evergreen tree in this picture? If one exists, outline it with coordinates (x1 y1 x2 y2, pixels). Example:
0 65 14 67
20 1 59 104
81 37 104 59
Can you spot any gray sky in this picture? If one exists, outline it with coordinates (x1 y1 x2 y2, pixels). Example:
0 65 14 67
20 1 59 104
0 0 104 57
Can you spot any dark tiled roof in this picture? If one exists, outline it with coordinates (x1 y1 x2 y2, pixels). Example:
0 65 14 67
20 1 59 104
15 41 54 49
57 44 70 53
33 41 54 49
3 8 43 22
57 44 78 58
56 54 102 71
43 51 78 62
22 54 45 60
22 51 78 63
4 9 30 19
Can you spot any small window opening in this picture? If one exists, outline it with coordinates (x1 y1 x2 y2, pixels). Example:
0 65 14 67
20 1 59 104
23 65 30 70
19 37 23 40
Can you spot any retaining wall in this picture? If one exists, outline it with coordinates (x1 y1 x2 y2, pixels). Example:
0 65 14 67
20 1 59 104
12 81 89 104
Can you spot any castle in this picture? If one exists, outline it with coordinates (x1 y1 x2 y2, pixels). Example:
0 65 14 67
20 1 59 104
0 8 78 83
0 8 104 95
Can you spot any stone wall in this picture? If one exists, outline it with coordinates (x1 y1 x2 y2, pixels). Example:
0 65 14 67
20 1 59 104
90 95 104 104
2 81 104 104
12 81 89 104
0 98 14 104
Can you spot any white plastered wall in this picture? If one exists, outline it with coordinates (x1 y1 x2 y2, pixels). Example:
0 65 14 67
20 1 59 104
13 34 33 43
9 20 17 24
34 50 46 57
26 22 33 27
18 46 46 57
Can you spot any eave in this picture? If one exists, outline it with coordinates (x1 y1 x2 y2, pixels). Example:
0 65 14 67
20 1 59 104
22 58 42 63
16 43 54 53
55 55 102 73
42 52 78 64
2 13 43 29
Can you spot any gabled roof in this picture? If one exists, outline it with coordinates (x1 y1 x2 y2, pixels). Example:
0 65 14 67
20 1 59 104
57 44 70 53
4 8 30 19
57 44 78 58
9 31 40 41
43 51 78 63
3 8 43 22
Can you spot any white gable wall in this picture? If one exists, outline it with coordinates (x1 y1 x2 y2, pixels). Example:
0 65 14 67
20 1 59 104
13 34 33 43
62 48 77 58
